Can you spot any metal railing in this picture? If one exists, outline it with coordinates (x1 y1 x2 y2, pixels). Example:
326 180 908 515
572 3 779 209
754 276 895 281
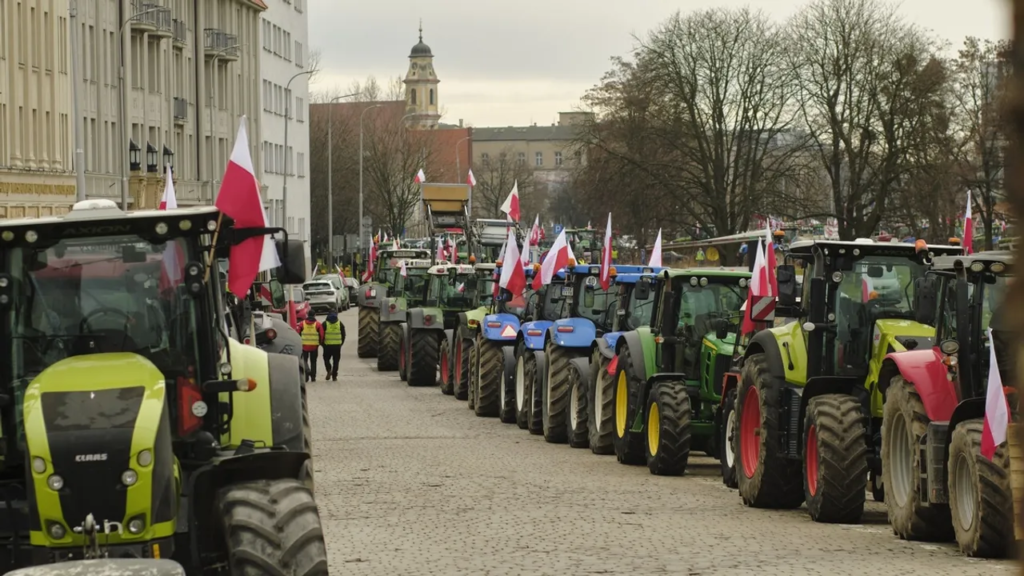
172 19 187 44
130 1 171 33
173 97 188 121
204 29 239 57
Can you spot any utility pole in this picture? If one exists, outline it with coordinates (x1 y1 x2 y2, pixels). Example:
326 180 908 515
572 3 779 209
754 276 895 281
282 69 313 234
69 0 87 201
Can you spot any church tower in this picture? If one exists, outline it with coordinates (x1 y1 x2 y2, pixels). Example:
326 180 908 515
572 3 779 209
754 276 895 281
403 22 441 129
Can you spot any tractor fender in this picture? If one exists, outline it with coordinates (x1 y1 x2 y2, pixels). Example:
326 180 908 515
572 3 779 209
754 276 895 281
798 376 865 420
548 318 596 349
357 283 386 308
520 320 553 350
482 313 520 341
456 311 473 340
187 450 311 567
257 315 301 358
443 328 455 352
615 331 649 383
595 334 617 360
744 330 787 381
502 346 517 387
568 356 593 387
268 352 306 454
948 398 986 448
378 297 407 323
408 308 444 330
880 348 958 422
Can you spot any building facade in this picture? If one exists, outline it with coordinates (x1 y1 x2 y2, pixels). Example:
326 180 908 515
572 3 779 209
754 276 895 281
259 0 309 260
0 0 265 217
403 24 439 130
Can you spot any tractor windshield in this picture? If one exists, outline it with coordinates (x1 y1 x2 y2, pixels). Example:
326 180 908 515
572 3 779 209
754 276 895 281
395 267 429 303
427 273 474 308
3 234 202 385
672 278 747 338
540 280 567 321
572 274 617 331
477 275 495 308
624 282 657 330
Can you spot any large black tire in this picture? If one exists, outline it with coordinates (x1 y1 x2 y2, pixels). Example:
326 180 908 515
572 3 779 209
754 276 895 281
467 344 479 410
498 347 518 424
218 479 328 576
528 350 545 435
357 307 378 358
735 353 804 509
542 341 575 444
645 381 692 476
613 344 645 465
453 338 471 400
588 352 616 455
475 337 503 417
408 330 440 387
870 470 885 503
803 394 868 523
948 418 1013 558
719 388 738 488
566 363 589 449
376 322 401 371
300 383 314 492
398 329 409 382
439 337 454 395
514 344 534 429
882 376 952 541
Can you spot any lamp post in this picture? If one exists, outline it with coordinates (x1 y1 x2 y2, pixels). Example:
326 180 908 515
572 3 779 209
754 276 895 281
455 135 471 215
207 44 243 203
282 69 314 234
117 4 166 210
326 92 361 266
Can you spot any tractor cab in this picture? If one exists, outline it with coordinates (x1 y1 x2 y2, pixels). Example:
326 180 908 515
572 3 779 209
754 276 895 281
424 264 477 329
562 264 650 334
610 267 664 333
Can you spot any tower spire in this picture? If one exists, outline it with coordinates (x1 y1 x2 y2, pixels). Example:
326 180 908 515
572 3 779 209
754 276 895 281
418 19 423 42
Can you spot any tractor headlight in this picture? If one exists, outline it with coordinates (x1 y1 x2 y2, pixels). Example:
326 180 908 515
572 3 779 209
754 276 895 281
47 475 64 491
219 362 233 376
970 261 985 273
136 450 153 467
47 522 66 539
127 517 145 535
32 457 46 474
155 222 168 235
831 272 844 283
121 470 138 487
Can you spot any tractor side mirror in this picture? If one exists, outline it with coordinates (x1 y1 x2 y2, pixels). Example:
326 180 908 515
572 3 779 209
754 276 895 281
634 277 652 300
712 318 730 340
275 239 307 285
777 265 798 307
913 276 938 326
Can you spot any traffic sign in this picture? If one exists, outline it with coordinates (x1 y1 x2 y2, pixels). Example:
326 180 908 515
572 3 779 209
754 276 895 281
554 224 563 235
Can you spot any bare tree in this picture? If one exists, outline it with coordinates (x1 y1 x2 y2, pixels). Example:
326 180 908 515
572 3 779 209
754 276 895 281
345 76 405 102
362 111 439 236
471 146 536 219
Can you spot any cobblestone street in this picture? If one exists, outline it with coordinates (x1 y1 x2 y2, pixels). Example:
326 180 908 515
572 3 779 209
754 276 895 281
310 312 1016 575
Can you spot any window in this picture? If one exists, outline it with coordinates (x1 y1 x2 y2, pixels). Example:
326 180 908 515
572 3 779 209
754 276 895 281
296 0 303 12
262 20 271 51
554 151 563 166
284 32 291 61
285 89 292 118
295 97 303 121
297 152 305 177
535 151 543 167
481 153 489 166
410 89 417 105
429 89 434 105
298 218 306 241
286 145 293 174
517 152 526 166
295 41 303 67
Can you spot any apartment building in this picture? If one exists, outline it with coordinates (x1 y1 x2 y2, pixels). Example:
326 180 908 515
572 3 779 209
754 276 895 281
0 0 265 217
259 0 309 259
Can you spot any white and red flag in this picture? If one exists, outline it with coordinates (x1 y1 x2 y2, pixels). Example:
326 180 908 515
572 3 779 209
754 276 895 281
158 165 184 292
467 169 477 187
599 213 613 290
981 328 1010 459
400 260 408 278
764 222 778 297
215 117 280 297
414 169 426 184
963 191 974 255
362 237 377 283
447 237 458 264
336 264 345 280
740 239 773 336
499 229 527 299
500 180 520 222
435 236 446 261
532 229 571 290
649 229 663 267
522 215 539 264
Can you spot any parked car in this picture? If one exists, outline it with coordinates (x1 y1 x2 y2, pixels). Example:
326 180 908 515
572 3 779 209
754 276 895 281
303 280 346 313
312 274 352 311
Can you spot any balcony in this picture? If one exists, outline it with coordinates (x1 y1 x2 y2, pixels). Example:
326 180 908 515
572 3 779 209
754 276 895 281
173 97 188 123
204 29 239 60
172 19 187 47
129 1 172 37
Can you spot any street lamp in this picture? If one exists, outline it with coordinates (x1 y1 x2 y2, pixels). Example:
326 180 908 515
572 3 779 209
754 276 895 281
327 92 362 265
207 43 243 203
282 69 314 234
117 3 168 209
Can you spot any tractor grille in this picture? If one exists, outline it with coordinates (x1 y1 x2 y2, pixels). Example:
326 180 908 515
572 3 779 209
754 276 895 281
41 387 144 529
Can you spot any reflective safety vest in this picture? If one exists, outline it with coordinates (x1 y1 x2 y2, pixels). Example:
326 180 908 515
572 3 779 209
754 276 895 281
324 321 343 345
301 322 321 347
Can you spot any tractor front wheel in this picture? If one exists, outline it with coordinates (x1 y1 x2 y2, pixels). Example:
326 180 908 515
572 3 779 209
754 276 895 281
645 381 692 476
528 350 546 435
357 307 379 358
514 344 534 429
719 388 738 488
948 418 1012 558
453 338 471 400
475 338 502 417
735 353 804 509
588 353 616 455
439 338 454 395
498 347 518 424
803 394 868 523
377 322 401 371
468 343 479 410
613 345 646 465
218 479 328 576
398 329 409 382
542 341 574 444
566 363 589 449
408 330 440 387
882 376 952 541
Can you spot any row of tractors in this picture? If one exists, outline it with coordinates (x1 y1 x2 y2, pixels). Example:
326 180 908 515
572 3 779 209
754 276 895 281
358 191 1018 560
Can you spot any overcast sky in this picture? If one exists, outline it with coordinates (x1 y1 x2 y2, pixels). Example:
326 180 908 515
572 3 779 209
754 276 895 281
308 0 1011 128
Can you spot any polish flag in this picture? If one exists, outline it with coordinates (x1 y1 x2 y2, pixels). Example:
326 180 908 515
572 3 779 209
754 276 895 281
981 328 1010 459
400 260 408 278
392 238 400 250
522 216 536 264
500 180 520 222
467 169 477 187
362 237 377 283
215 117 280 297
158 165 184 293
764 222 778 296
528 215 542 245
963 191 974 255
499 229 526 298
435 236 445 261
447 237 458 264
336 264 345 279
649 229 663 267
740 239 768 336
532 229 570 290
414 169 426 184
599 213 613 290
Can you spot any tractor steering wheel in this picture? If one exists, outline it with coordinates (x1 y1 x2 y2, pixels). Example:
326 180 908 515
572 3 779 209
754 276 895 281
80 307 132 334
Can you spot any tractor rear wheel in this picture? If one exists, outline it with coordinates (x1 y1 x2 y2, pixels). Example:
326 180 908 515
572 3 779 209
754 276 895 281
468 344 479 410
803 394 868 523
357 307 379 358
498 347 517 424
588 353 616 455
613 344 645 465
948 418 1012 558
870 470 884 503
735 353 804 509
475 338 502 417
218 479 328 576
376 322 401 371
453 338 471 400
645 381 692 476
719 388 738 488
514 343 534 429
566 362 589 449
408 330 440 387
300 383 314 492
398 329 409 381
882 376 952 541
439 338 454 395
542 341 574 444
528 350 545 435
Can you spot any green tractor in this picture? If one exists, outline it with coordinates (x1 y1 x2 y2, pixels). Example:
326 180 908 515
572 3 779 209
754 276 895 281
399 264 479 387
733 238 962 523
444 263 498 399
376 258 435 371
613 268 750 475
0 199 325 571
356 247 430 358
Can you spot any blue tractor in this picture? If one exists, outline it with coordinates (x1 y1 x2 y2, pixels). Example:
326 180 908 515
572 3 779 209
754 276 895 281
513 268 569 434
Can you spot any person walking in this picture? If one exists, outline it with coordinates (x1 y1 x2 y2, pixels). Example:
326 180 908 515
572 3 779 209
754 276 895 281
322 310 346 381
300 311 324 382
